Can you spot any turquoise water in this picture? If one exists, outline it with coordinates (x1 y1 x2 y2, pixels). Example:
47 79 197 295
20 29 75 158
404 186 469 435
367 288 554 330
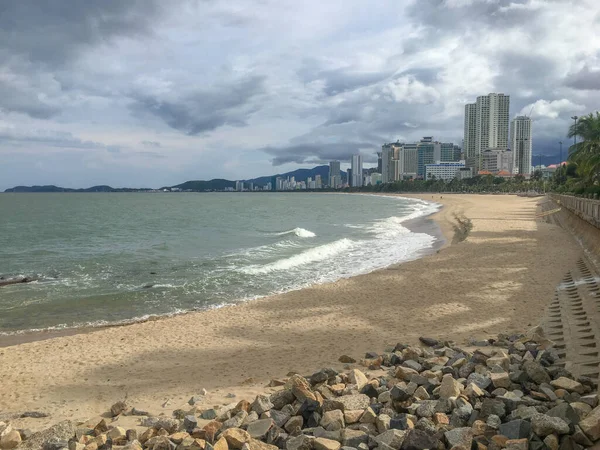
0 193 440 334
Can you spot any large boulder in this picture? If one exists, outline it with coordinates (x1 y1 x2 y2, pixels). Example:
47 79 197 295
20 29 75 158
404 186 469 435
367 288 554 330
0 429 21 449
336 394 370 412
222 428 252 449
530 414 569 437
579 405 600 441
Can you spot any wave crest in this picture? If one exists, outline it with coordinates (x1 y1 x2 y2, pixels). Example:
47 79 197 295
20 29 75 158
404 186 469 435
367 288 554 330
275 227 316 238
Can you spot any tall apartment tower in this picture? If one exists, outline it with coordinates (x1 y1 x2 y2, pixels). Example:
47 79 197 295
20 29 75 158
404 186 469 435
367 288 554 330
329 160 341 188
351 154 363 187
381 144 394 183
510 116 533 176
464 93 510 171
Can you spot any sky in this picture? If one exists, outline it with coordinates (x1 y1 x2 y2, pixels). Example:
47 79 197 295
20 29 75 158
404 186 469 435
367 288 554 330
1 0 600 190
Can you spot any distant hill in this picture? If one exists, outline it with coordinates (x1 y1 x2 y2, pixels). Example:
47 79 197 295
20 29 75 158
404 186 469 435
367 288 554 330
4 165 347 192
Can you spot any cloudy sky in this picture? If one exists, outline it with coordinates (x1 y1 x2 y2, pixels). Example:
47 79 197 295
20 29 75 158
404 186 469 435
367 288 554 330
1 0 599 189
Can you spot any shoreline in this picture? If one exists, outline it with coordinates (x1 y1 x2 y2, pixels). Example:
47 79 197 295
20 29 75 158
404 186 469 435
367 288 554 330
0 194 446 348
0 194 587 432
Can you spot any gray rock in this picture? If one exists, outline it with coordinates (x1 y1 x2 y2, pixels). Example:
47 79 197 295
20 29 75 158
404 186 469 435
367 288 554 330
321 410 345 431
402 360 423 373
201 409 218 420
312 427 342 442
415 401 438 418
546 403 580 425
183 415 197 433
271 410 292 428
284 416 304 434
110 400 127 417
247 419 275 439
467 372 491 390
530 413 570 436
42 438 69 450
522 361 551 385
480 398 506 419
341 429 369 448
222 411 248 430
444 427 473 448
131 408 149 416
20 421 77 450
271 390 296 410
499 419 531 440
419 337 439 347
374 429 407 449
486 415 501 429
399 429 438 450
253 395 275 415
286 435 314 450
336 395 370 412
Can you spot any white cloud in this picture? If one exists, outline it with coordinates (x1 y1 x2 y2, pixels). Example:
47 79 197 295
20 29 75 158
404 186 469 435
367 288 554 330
519 99 586 120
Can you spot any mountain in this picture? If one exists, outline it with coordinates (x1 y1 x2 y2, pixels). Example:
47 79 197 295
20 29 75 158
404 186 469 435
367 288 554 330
4 165 346 192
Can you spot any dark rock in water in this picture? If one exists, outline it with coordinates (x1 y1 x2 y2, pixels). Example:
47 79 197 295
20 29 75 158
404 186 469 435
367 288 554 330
418 337 439 347
499 419 531 440
20 411 50 418
400 429 438 450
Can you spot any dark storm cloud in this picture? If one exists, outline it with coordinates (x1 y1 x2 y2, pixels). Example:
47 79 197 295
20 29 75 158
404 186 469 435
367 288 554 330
0 0 165 66
0 81 61 119
566 66 600 91
129 76 266 135
261 142 378 166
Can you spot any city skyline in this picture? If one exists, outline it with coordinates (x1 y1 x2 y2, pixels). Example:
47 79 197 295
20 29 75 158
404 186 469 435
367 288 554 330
0 1 597 191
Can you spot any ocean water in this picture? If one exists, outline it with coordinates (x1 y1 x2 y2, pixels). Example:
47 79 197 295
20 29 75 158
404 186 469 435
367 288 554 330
0 193 440 334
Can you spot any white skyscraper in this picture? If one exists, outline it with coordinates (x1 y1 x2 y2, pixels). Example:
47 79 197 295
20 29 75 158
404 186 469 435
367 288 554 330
464 93 510 171
511 116 533 176
329 160 341 188
351 154 363 187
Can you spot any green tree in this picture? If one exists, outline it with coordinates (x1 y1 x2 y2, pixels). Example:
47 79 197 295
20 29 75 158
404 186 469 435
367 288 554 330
568 112 600 184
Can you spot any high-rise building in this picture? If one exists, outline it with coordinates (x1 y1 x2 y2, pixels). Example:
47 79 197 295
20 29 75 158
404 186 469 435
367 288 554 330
381 144 395 183
347 169 353 187
463 103 477 163
511 116 533 176
464 93 510 171
453 145 462 162
329 160 341 188
315 175 322 189
481 148 513 174
417 137 441 178
235 180 244 191
351 154 363 187
440 142 458 162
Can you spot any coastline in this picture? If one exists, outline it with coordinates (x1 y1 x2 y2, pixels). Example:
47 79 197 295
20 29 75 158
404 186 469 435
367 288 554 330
0 194 587 432
0 193 444 348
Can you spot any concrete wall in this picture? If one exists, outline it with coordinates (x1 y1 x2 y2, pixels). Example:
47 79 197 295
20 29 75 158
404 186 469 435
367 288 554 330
551 194 600 230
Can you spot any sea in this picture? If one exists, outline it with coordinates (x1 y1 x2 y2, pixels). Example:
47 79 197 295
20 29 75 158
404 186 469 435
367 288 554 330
0 193 441 336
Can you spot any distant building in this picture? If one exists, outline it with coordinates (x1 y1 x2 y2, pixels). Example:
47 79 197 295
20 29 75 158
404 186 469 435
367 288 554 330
457 167 473 180
481 148 513 174
511 116 533 176
248 182 254 191
315 175 322 189
464 93 510 171
329 161 341 188
351 154 363 187
417 137 440 178
425 160 467 182
370 173 382 185
381 144 395 183
235 180 244 192
347 168 353 187
270 176 277 191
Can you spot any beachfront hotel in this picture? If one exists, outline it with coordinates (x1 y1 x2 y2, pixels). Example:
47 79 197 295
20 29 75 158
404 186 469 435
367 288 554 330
463 93 510 172
511 115 533 176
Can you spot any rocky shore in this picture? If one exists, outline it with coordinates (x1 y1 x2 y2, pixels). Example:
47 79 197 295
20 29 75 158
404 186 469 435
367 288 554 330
3 327 600 450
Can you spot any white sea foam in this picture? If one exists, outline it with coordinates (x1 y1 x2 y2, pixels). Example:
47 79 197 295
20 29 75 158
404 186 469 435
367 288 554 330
275 227 316 238
241 238 354 274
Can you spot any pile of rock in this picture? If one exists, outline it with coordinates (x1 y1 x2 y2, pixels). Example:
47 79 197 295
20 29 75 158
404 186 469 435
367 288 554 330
7 330 600 450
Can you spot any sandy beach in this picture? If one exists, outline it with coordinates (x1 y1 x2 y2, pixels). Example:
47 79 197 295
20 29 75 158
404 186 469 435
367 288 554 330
0 194 587 431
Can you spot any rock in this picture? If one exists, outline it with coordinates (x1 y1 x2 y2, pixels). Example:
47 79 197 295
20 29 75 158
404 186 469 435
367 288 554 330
203 421 223 443
344 410 363 425
42 438 69 450
505 438 528 450
374 429 407 449
0 429 21 449
223 411 249 430
433 413 449 425
252 396 274 415
338 355 356 364
169 432 190 445
486 415 501 429
438 374 462 399
247 420 274 440
234 400 252 415
400 429 437 450
288 375 317 403
390 385 411 402
341 429 368 448
490 372 511 389
222 428 252 449
248 438 278 450
522 361 551 385
19 421 77 450
313 438 340 450
270 410 291 428
20 411 50 418
579 404 600 441
480 399 506 419
570 402 592 421
336 394 370 411
550 377 585 394
284 416 303 434
321 410 345 431
415 401 437 418
413 386 429 401
270 390 295 410
131 408 149 416
214 437 229 450
467 373 491 390
376 415 392 433
498 420 531 440
286 435 313 450
189 395 205 405
359 407 376 424
395 367 419 382
543 434 559 450
201 410 218 420
444 427 473 449
572 425 594 447
184 415 199 433
530 413 570 436
418 337 439 347
110 401 127 417
546 403 580 425
123 441 142 450
580 394 598 408
349 370 368 391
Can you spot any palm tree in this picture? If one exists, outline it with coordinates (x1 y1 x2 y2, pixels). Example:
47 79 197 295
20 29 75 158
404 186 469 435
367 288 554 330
567 112 600 183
